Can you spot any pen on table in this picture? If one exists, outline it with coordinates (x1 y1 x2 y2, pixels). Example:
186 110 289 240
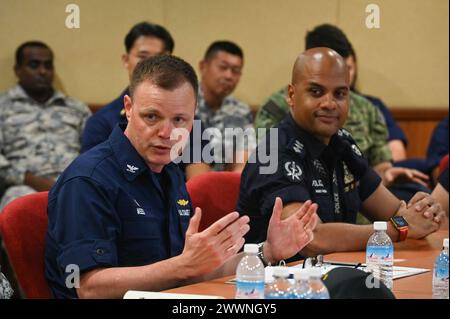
324 261 364 268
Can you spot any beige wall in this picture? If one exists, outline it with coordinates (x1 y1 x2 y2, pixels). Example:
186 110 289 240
0 0 448 109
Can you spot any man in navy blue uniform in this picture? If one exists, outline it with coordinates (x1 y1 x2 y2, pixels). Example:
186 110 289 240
81 22 174 153
80 22 211 179
238 48 445 256
45 55 318 299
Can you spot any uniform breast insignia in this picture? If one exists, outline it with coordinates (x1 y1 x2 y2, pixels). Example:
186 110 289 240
284 161 303 182
126 164 139 173
343 163 355 185
177 199 190 216
343 163 357 192
312 179 324 187
351 144 363 157
312 179 328 194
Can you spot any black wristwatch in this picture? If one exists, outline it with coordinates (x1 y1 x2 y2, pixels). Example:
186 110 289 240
257 242 270 267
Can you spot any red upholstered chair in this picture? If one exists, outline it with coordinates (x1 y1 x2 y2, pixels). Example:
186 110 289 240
0 192 52 298
439 154 449 174
186 172 241 232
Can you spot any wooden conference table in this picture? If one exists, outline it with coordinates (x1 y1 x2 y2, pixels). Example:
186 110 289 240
164 230 448 299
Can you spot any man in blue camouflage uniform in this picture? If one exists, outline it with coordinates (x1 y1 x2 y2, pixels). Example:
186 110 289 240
0 41 90 210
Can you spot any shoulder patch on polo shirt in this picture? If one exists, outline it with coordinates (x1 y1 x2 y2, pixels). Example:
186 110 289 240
177 199 189 206
287 139 305 158
351 144 363 157
292 140 304 155
337 128 352 138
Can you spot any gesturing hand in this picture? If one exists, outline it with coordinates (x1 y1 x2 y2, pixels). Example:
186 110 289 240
264 197 318 263
181 207 250 277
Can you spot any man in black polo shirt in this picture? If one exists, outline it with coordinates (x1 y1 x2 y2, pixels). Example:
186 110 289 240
238 47 445 256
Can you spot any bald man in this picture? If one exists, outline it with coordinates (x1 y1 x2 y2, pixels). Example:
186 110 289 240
238 48 445 257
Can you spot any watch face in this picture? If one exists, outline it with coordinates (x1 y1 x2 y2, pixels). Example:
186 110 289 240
393 216 409 227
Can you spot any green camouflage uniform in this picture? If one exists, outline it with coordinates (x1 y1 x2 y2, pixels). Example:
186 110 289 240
0 85 91 210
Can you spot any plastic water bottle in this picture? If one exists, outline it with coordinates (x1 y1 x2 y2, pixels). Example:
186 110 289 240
264 266 292 299
366 221 394 290
291 269 311 299
235 244 265 299
432 238 449 299
307 267 330 299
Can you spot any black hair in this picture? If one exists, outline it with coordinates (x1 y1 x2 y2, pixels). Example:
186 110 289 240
15 41 52 66
125 22 174 53
305 24 353 58
129 55 198 99
203 41 243 61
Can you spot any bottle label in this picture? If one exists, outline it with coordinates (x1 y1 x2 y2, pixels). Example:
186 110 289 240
434 264 449 284
235 281 264 299
366 246 394 265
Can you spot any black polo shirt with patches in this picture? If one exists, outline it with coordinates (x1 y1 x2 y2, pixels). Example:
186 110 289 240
237 113 382 244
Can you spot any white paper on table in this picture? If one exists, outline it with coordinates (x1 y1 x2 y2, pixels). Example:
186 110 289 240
289 262 430 280
123 290 224 299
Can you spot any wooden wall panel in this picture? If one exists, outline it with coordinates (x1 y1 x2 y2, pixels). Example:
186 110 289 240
392 108 448 158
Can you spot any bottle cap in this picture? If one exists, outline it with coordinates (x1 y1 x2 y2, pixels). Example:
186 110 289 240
293 269 310 280
444 238 449 248
273 266 289 278
373 221 387 230
309 267 323 278
244 244 258 254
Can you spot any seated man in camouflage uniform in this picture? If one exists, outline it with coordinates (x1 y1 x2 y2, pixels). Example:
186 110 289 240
196 41 254 173
254 26 429 203
0 41 90 210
